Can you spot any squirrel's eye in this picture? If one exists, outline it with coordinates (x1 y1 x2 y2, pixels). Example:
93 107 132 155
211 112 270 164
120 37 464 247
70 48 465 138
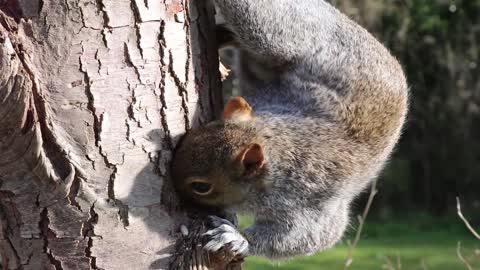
190 181 213 195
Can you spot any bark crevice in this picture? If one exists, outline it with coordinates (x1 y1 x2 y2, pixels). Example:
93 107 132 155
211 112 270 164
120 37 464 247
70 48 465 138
123 42 142 84
129 0 144 58
168 49 190 131
0 190 22 269
183 0 192 84
83 203 99 270
39 208 64 270
2 237 21 269
79 51 100 148
95 0 110 28
107 167 129 228
67 171 82 211
158 21 173 149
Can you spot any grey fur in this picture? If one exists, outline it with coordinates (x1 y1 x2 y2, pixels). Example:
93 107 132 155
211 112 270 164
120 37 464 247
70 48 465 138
172 0 408 259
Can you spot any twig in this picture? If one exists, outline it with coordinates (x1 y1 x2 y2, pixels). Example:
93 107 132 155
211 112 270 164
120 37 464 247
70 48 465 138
396 252 402 270
457 242 474 270
456 197 480 240
379 254 402 270
420 258 429 270
380 255 397 270
344 180 378 269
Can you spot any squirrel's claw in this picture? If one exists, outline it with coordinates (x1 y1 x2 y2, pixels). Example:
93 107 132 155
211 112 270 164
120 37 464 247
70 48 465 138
203 216 249 257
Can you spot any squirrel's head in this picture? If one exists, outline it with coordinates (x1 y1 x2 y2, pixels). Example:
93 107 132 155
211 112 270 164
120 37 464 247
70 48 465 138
171 97 267 207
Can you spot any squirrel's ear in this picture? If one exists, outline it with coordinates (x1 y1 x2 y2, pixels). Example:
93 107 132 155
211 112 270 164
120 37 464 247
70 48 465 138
223 96 252 122
237 143 265 176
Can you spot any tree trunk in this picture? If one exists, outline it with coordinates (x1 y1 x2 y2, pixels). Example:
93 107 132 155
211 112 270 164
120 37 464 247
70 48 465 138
0 0 234 269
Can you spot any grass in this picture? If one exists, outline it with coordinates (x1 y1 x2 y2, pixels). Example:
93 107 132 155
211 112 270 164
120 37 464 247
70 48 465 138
240 215 480 270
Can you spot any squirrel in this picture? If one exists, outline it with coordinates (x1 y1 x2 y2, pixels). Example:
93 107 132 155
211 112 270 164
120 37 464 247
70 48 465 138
171 0 408 259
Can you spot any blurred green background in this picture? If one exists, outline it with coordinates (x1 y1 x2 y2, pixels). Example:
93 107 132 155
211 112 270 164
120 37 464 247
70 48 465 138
241 215 479 269
221 0 480 268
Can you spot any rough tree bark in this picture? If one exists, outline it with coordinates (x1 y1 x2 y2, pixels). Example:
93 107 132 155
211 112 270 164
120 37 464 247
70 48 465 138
0 0 235 269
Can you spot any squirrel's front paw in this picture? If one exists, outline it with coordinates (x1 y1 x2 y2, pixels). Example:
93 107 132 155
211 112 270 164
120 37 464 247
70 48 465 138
203 216 249 257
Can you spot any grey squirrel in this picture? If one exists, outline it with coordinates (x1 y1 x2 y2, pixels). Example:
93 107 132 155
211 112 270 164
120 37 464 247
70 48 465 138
172 0 408 259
